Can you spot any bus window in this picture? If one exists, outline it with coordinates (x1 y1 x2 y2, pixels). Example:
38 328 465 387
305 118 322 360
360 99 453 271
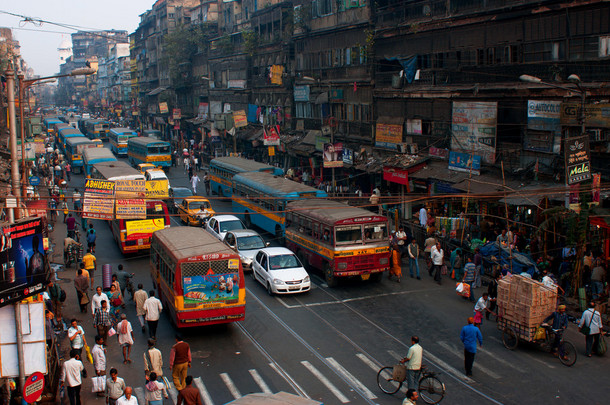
365 223 387 241
322 228 332 243
336 225 362 244
313 223 320 239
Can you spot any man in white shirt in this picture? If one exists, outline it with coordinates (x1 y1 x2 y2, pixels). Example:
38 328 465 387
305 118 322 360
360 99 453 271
419 207 428 227
67 319 86 357
430 242 444 285
473 292 494 327
91 286 109 316
143 290 163 339
116 387 138 405
395 227 407 256
60 349 84 405
401 336 423 390
133 284 148 333
91 335 106 377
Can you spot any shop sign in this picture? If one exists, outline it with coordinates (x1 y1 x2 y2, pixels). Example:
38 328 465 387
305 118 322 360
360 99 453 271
565 135 591 184
330 88 343 101
448 151 481 175
294 85 310 102
375 122 403 149
383 167 409 186
315 135 330 151
172 109 181 120
263 125 280 146
343 148 353 165
159 102 168 114
451 101 497 164
525 100 561 153
83 179 115 220
323 143 343 168
561 103 610 128
233 110 247 128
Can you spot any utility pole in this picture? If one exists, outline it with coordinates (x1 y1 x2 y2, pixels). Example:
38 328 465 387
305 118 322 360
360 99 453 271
6 67 21 219
18 73 29 201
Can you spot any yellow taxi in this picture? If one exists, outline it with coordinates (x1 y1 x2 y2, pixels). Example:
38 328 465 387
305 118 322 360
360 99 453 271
92 139 104 147
137 162 157 175
178 196 215 226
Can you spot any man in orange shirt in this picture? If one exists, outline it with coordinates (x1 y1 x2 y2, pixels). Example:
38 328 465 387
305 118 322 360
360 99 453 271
82 249 96 289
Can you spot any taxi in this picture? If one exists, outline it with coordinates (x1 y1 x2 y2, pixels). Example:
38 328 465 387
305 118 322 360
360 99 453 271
92 139 104 147
137 162 157 175
178 196 215 226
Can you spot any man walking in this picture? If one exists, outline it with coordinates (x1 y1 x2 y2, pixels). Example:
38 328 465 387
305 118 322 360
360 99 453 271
191 172 200 194
460 317 483 377
91 335 107 397
170 334 192 391
430 242 444 285
407 239 420 279
61 349 85 405
93 300 112 345
106 368 126 405
115 265 134 299
400 336 422 390
74 270 89 313
72 188 81 212
144 338 164 379
47 280 63 323
134 284 148 333
116 387 138 405
92 286 109 316
117 314 134 364
143 290 163 339
176 376 203 405
86 224 97 254
67 319 86 357
66 213 77 239
462 257 476 303
579 301 604 357
83 249 97 289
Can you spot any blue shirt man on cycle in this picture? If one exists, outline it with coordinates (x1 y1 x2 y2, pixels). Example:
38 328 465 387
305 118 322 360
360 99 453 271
542 304 568 354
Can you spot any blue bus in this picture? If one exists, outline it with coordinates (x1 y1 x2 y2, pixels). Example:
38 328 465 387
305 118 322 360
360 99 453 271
83 147 117 176
128 137 171 169
209 157 284 198
43 117 63 135
57 127 85 152
65 136 96 174
84 119 110 141
109 127 138 157
231 171 328 240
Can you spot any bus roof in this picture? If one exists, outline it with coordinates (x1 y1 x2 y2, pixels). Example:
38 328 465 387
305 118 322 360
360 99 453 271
211 157 282 174
128 136 169 147
59 128 84 136
233 172 327 198
287 199 387 225
83 147 116 162
66 136 94 146
92 161 144 181
153 227 236 261
110 127 137 135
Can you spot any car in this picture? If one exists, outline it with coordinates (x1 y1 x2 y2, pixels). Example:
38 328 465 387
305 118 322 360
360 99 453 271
145 168 171 191
223 230 269 271
137 163 157 175
165 187 194 213
205 215 245 241
178 196 215 226
251 247 310 295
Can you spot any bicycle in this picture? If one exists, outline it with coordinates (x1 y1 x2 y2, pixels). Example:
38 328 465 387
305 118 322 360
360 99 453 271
377 364 445 404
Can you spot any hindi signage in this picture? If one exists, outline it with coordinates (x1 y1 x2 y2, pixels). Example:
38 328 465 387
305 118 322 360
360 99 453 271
263 125 280 146
233 110 248 128
564 135 591 184
375 122 403 149
83 179 115 220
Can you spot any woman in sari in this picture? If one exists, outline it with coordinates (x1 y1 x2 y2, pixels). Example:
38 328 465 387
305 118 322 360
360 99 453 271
388 242 402 283
107 284 123 326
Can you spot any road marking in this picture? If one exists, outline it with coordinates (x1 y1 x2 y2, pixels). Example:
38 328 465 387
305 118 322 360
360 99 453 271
356 353 381 372
326 357 376 400
488 336 555 369
134 387 146 405
301 360 350 403
220 372 242 399
267 362 310 399
163 377 179 404
389 349 474 385
478 347 526 373
436 341 501 379
193 377 215 405
249 369 272 394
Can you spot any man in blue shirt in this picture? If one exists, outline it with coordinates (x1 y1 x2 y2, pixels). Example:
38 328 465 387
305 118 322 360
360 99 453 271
542 304 568 355
462 257 476 302
460 317 483 377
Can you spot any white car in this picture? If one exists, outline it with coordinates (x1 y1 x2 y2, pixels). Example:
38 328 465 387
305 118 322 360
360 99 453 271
223 229 269 271
252 247 310 295
205 215 246 241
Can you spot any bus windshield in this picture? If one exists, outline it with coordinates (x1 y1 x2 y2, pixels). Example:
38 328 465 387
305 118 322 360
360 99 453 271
364 223 388 241
237 235 266 251
150 145 170 154
269 254 300 270
336 225 363 244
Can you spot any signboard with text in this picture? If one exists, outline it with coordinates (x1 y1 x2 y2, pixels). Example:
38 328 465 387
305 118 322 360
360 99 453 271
233 110 248 128
375 122 403 149
159 102 169 114
83 179 115 220
451 101 497 163
263 126 281 146
565 135 591 184
125 219 165 240
526 100 562 153
561 102 610 128
448 151 482 175
323 143 343 168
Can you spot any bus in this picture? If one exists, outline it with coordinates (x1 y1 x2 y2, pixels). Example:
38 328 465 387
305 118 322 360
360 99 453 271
128 137 171 169
231 171 327 240
285 199 390 287
84 119 110 141
43 117 63 134
109 127 138 157
83 147 117 176
143 129 162 139
112 199 170 254
150 227 246 328
209 156 284 198
57 127 85 152
90 160 145 182
65 136 97 174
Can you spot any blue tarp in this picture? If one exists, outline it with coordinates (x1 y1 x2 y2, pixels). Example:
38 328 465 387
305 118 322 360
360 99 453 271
385 55 418 84
479 242 538 276
247 104 258 123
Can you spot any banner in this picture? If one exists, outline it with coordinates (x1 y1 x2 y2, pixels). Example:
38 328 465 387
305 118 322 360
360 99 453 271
0 218 48 307
451 101 497 163
343 148 353 165
564 135 591 184
116 199 146 219
323 143 343 168
561 102 610 128
592 173 601 205
270 65 284 85
146 180 169 199
172 108 181 120
448 151 482 175
115 179 146 199
375 122 403 149
233 110 248 128
125 219 165 241
159 102 169 114
263 125 280 146
83 179 115 220
315 135 330 151
294 85 310 102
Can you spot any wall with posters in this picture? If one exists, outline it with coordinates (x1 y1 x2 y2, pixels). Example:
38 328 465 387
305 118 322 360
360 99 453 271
451 101 497 164
525 100 562 153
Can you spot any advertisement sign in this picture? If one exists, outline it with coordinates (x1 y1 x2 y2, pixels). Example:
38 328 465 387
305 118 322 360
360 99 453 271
83 179 115 220
448 151 482 175
270 65 284 85
159 102 169 114
323 143 343 168
383 167 409 186
525 100 562 153
315 136 330 152
429 147 449 159
146 180 169 199
197 102 209 120
375 122 403 149
565 135 591 184
561 102 610 128
115 179 146 199
294 85 310 102
0 218 48 307
183 270 240 306
406 119 423 135
451 101 497 164
233 110 248 128
263 125 280 146
125 219 165 240
592 173 601 205
172 108 181 120
268 146 275 157
116 199 146 220
343 148 354 165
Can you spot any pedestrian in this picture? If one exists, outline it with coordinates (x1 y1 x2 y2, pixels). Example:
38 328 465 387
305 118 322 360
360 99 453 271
183 156 190 174
460 317 483 377
93 300 112 345
74 270 89 313
81 213 88 234
115 265 134 298
60 349 85 405
419 206 428 227
145 372 169 405
193 155 199 172
203 172 210 195
462 257 476 303
134 284 148 333
91 335 107 396
590 259 606 300
83 248 97 289
47 280 64 324
143 290 163 339
403 389 419 405
86 223 97 254
67 319 86 357
400 336 422 390
176 376 203 405
66 213 77 239
473 292 494 327
170 334 191 391
486 272 500 320
45 310 55 347
395 226 407 256
66 163 72 181
108 284 123 325
61 201 69 223
542 304 568 356
116 386 138 405
407 239 420 279
92 286 109 315
430 242 444 285
473 247 483 288
106 368 126 405
424 234 436 273
388 242 402 283
188 166 194 181
117 314 134 364
450 248 462 280
579 301 604 357
144 338 164 379
72 188 81 212
190 173 200 194
64 235 81 264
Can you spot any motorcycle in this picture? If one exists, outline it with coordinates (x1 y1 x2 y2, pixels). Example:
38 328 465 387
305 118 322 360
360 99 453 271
65 244 83 268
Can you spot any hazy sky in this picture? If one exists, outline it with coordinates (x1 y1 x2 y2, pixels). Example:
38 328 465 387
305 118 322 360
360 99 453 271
0 1 155 76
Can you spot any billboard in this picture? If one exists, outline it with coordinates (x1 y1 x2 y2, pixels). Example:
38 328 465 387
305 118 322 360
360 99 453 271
565 135 591 184
0 218 48 307
525 100 562 153
233 110 248 128
375 122 403 149
145 180 169 199
448 151 482 175
561 102 610 128
83 179 115 220
451 101 497 163
263 125 280 146
116 179 146 220
125 219 165 241
323 143 343 168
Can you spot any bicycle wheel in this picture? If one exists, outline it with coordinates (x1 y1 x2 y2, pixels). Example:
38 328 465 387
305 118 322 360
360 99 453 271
502 327 519 350
558 340 577 367
419 376 446 404
376 367 402 394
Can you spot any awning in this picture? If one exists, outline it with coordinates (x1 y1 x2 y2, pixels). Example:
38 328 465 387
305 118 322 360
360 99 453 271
302 130 321 145
147 86 168 96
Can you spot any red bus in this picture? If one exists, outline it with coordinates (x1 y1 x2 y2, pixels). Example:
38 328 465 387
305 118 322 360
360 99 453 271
110 200 170 254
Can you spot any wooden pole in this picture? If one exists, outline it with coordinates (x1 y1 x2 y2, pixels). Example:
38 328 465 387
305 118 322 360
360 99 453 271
501 161 513 272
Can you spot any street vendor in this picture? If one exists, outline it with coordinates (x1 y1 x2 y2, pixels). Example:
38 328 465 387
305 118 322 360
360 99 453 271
542 304 568 355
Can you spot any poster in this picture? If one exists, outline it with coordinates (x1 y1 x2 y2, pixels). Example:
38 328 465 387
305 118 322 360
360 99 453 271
125 219 165 240
116 179 146 219
172 108 181 120
315 135 330 151
233 110 248 128
270 65 284 85
146 180 169 199
448 151 482 175
343 148 353 165
263 125 280 146
83 179 115 220
0 218 48 307
159 102 169 114
564 135 591 184
591 173 601 205
451 101 497 163
197 102 209 120
525 100 562 153
183 266 240 306
375 122 403 149
323 143 343 168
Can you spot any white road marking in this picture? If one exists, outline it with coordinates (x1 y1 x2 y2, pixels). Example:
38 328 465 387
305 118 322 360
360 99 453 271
220 372 242 399
389 349 474 384
488 336 555 369
326 357 377 400
301 360 350 403
193 377 215 405
356 353 381 372
436 341 501 379
249 369 272 394
134 387 146 405
268 362 310 399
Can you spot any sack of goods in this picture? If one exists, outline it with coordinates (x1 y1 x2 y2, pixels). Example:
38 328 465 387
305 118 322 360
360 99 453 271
456 282 471 298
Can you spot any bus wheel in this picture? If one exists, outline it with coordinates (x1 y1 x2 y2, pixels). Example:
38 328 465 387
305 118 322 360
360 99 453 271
324 264 338 288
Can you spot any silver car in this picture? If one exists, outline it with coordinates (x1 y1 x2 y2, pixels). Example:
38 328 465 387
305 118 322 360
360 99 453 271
222 229 269 271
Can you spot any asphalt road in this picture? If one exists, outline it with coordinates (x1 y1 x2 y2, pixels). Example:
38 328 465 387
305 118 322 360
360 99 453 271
53 149 608 405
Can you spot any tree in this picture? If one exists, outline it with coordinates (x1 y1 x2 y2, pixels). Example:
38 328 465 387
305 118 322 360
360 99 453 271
163 23 211 85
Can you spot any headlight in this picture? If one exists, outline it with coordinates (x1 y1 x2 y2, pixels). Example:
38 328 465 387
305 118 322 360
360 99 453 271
337 262 348 270
242 257 252 265
273 278 285 285
380 257 389 265
303 276 310 283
